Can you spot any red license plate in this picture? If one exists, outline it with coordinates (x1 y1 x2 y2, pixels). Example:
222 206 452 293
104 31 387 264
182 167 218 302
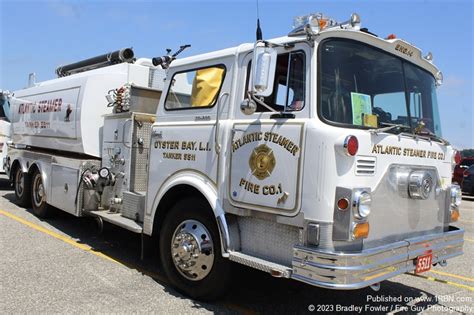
415 253 433 274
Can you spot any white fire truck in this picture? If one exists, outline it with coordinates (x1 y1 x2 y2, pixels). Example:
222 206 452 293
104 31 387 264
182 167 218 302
6 13 464 300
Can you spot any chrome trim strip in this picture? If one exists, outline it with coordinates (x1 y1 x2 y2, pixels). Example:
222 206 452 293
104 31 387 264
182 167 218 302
216 213 230 257
291 227 464 289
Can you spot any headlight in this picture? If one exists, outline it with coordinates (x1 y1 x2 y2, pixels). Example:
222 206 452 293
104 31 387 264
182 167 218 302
353 190 371 219
450 185 462 208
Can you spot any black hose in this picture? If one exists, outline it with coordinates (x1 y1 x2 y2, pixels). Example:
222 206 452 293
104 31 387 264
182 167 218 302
74 168 92 206
56 48 134 77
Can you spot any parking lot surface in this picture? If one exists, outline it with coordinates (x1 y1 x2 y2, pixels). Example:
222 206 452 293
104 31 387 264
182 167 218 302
1 174 473 314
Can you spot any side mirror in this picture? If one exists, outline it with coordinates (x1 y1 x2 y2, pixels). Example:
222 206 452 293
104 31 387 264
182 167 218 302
250 42 277 97
240 98 257 115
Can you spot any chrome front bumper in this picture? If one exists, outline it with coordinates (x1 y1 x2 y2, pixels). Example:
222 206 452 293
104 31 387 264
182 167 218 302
292 226 464 290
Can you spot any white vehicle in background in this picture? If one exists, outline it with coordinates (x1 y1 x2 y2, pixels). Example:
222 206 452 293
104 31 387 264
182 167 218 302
0 91 11 173
6 13 464 300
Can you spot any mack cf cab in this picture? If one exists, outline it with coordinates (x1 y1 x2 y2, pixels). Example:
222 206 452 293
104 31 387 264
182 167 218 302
6 13 463 300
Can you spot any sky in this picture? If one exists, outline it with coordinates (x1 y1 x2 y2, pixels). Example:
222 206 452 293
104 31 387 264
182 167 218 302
1 0 472 149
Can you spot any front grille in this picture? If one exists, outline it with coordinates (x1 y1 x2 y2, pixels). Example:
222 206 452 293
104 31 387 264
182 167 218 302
356 156 376 175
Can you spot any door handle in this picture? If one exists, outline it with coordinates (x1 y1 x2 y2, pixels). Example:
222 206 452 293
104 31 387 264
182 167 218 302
151 129 163 139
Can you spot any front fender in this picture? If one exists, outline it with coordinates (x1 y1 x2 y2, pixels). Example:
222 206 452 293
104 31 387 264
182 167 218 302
145 170 230 256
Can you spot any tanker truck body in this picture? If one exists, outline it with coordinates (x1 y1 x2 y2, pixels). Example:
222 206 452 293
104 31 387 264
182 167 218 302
6 50 164 217
6 13 465 302
10 62 158 157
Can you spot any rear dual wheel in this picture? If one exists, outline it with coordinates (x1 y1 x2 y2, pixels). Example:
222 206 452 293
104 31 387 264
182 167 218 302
14 166 31 207
31 169 53 218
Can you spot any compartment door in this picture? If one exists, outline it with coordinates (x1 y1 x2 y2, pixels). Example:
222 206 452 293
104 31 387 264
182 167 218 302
50 164 80 215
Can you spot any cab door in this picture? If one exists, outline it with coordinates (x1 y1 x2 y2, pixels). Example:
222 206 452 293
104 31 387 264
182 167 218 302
228 44 310 216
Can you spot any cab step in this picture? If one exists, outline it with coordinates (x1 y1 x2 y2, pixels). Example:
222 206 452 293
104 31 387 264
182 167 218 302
228 250 292 278
88 210 143 233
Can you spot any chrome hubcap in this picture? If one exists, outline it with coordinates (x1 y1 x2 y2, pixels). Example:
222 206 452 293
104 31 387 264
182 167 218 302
33 175 45 207
15 170 24 196
171 219 214 281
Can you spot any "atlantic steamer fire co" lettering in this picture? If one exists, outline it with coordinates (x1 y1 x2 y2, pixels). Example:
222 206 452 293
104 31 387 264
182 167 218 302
372 144 445 160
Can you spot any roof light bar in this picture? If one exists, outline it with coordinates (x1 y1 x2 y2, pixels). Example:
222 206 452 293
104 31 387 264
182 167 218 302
289 12 361 37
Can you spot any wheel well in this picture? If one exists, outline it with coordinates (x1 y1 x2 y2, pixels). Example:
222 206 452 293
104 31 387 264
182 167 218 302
152 184 211 237
10 160 21 182
28 163 39 177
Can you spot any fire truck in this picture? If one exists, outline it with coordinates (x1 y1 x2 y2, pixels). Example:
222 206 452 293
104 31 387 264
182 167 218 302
6 13 464 300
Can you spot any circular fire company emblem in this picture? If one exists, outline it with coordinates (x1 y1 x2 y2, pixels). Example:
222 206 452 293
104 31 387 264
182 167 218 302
249 144 276 180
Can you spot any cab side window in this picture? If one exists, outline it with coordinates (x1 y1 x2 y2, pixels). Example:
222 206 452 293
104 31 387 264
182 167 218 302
165 65 226 110
246 51 305 112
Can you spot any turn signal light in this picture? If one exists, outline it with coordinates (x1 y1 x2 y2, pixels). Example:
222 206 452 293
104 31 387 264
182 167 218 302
450 209 460 222
352 222 369 239
344 135 359 156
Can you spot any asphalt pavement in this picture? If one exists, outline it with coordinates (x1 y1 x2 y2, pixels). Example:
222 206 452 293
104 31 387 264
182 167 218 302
1 174 473 314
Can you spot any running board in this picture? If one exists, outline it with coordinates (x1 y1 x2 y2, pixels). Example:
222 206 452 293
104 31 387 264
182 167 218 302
88 210 143 233
228 251 292 278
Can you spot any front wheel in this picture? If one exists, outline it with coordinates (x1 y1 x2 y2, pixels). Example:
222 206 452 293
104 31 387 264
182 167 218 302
14 166 31 207
31 169 53 218
159 198 231 301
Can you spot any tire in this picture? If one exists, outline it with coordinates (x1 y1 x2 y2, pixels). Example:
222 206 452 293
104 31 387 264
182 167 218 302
159 198 231 301
13 166 31 207
31 169 53 218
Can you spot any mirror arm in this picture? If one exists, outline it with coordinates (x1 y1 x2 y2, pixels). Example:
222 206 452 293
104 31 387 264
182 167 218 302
249 91 277 113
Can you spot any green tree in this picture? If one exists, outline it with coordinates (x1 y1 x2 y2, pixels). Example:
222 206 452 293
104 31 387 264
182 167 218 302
461 149 474 158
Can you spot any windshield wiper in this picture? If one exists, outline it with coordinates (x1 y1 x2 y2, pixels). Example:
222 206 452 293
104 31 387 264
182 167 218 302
370 122 449 145
413 120 449 144
415 130 450 145
369 122 411 135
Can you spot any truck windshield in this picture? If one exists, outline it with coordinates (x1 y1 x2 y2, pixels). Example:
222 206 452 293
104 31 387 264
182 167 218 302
319 39 442 136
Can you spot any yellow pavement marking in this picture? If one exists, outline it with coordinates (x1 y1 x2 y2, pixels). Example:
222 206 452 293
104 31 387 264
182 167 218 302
0 209 122 265
428 269 474 282
0 209 167 281
409 273 474 292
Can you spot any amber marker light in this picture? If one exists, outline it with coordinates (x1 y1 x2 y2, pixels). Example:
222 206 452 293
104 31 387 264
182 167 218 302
337 198 349 210
352 222 370 239
451 209 460 222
